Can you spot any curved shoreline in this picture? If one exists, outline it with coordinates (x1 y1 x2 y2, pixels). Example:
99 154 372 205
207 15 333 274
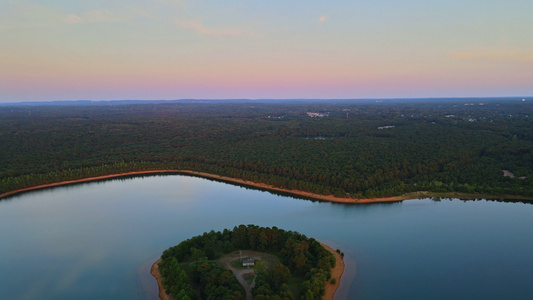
150 259 170 300
321 243 346 300
150 243 345 300
1 169 532 203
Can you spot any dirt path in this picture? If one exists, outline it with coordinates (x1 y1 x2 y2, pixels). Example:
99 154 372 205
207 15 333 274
217 250 280 300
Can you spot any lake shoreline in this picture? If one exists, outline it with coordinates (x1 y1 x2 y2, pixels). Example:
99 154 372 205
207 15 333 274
321 243 346 300
150 259 170 300
2 170 532 203
150 243 345 300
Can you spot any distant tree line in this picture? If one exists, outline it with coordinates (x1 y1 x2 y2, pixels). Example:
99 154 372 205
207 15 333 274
159 225 336 299
1 100 532 198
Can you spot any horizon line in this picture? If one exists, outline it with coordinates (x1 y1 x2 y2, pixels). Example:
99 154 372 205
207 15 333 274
1 96 531 106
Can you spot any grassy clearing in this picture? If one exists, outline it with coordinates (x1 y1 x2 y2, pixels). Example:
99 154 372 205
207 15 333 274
230 258 258 270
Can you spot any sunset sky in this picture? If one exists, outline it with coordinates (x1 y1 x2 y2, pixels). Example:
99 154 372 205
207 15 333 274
1 0 532 102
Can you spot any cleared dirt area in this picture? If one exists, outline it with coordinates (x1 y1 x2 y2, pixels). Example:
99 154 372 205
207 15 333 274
217 250 280 300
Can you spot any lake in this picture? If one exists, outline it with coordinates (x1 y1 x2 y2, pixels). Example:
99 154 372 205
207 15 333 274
1 174 533 299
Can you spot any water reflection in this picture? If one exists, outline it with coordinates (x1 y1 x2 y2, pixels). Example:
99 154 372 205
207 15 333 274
1 175 533 299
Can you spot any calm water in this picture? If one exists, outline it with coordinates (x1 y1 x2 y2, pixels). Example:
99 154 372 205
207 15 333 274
1 175 533 299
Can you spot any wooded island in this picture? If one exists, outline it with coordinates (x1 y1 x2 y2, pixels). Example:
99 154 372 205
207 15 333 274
153 225 341 300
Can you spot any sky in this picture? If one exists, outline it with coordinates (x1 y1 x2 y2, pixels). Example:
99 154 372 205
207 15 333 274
1 0 532 102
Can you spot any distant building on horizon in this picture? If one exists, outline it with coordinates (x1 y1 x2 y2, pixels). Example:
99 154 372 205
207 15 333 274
306 112 329 117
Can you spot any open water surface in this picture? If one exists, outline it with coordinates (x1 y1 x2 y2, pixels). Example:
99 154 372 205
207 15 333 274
1 174 533 299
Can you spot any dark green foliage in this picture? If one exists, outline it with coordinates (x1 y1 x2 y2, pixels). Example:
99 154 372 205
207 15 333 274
253 263 294 299
158 257 196 300
301 268 329 299
191 258 245 300
1 99 532 198
160 225 336 300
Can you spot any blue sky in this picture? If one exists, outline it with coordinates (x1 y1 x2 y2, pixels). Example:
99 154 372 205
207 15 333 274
1 0 532 102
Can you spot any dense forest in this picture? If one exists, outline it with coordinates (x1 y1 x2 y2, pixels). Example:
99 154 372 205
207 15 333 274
1 98 532 199
159 225 336 299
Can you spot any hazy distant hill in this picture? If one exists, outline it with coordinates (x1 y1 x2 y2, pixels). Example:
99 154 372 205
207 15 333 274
1 97 530 106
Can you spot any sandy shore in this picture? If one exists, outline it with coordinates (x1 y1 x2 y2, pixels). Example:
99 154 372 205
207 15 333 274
321 243 346 300
0 169 402 203
0 170 179 200
2 169 532 203
150 259 170 300
150 243 345 300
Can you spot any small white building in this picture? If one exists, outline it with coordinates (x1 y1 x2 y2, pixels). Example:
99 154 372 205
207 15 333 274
242 258 255 267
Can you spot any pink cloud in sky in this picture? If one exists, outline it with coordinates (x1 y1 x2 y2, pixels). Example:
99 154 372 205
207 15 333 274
451 47 533 63
1 1 532 102
172 19 255 37
64 9 129 24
